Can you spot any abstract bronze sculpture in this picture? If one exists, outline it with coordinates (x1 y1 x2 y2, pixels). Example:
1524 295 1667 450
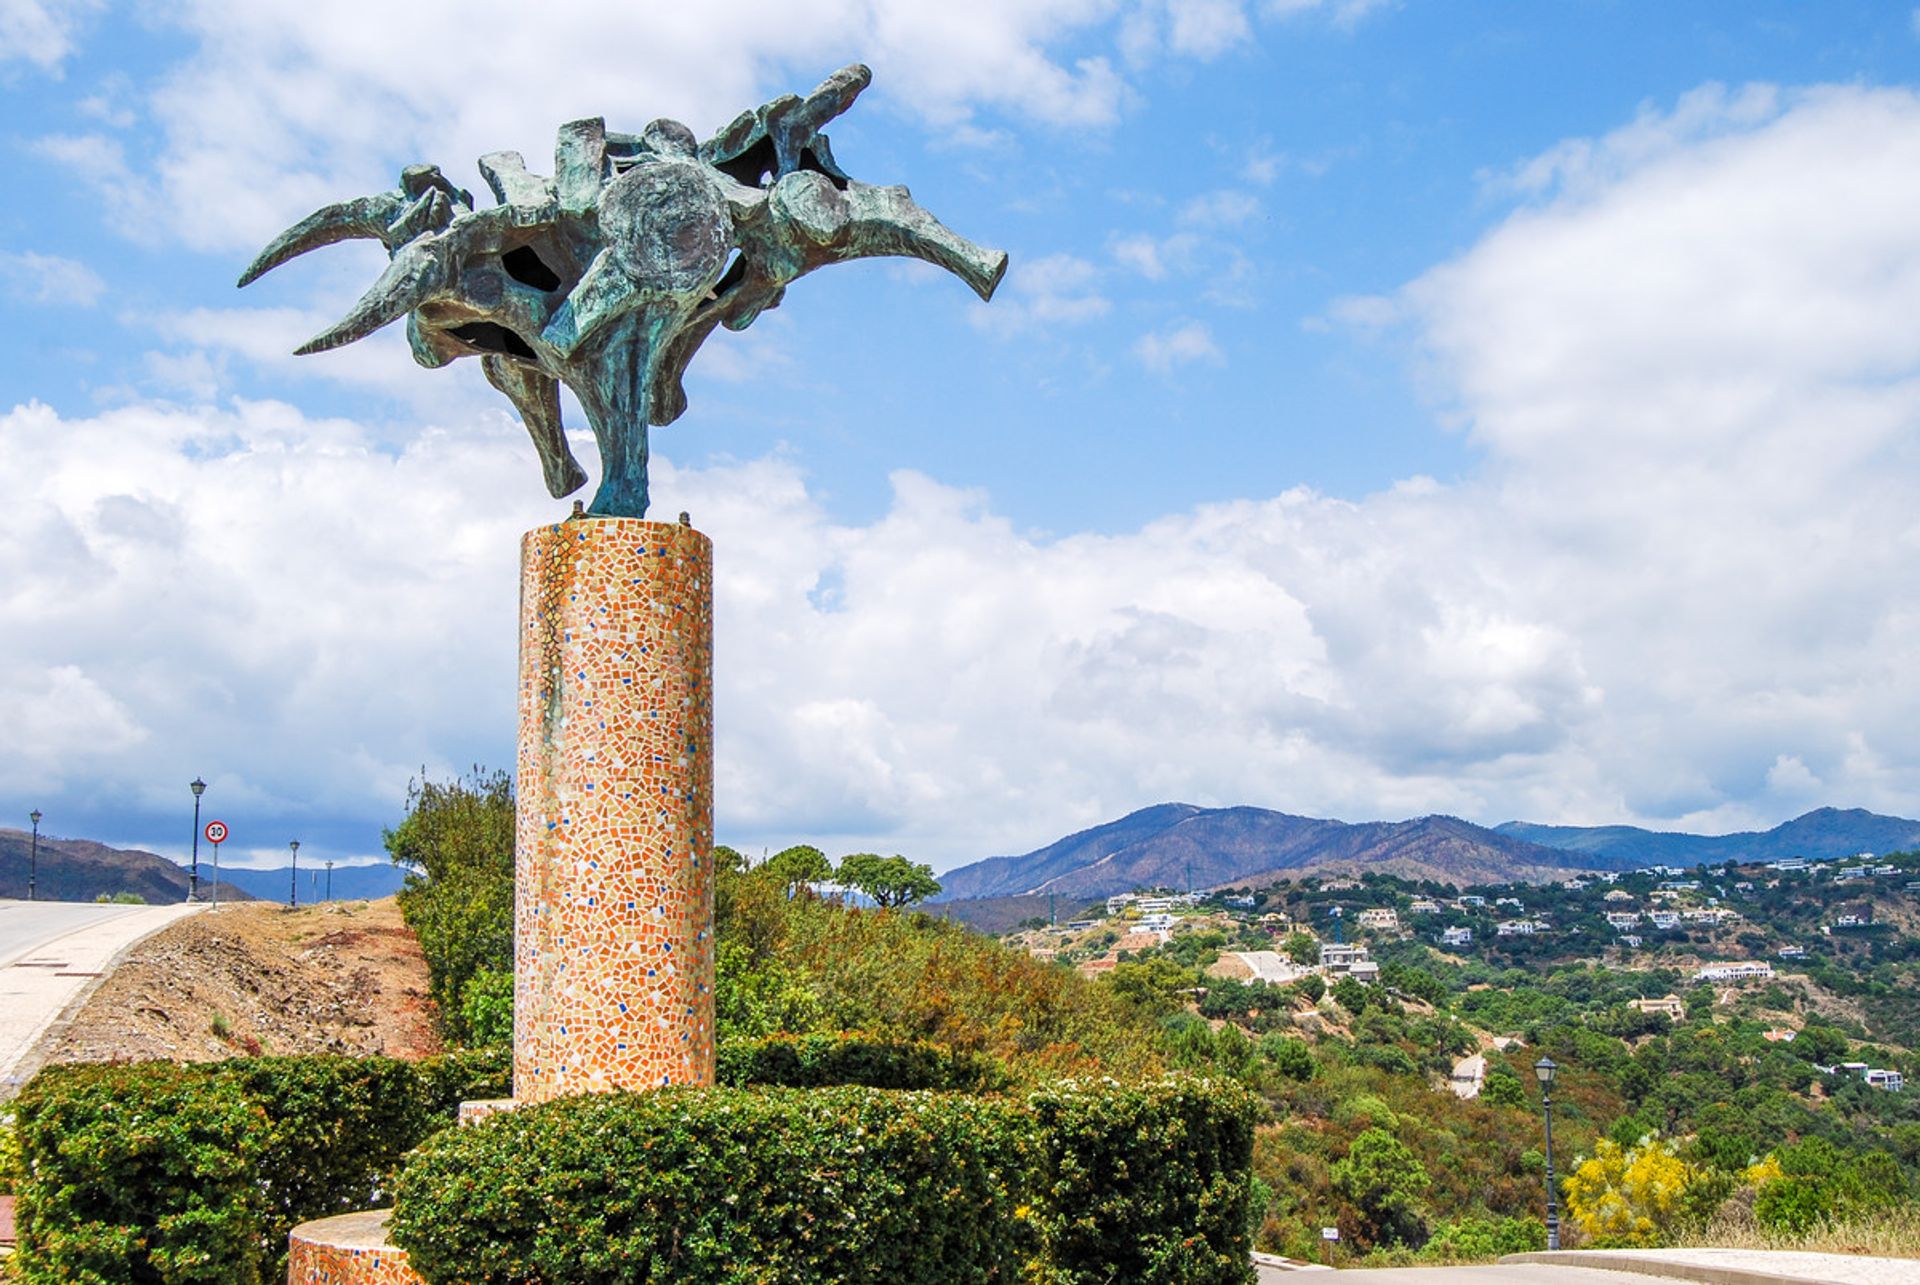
239 64 1008 517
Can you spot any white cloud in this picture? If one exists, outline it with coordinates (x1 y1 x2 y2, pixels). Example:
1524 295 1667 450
11 81 1920 872
0 0 100 72
1134 319 1224 371
970 252 1111 335
1264 0 1393 28
0 251 106 306
1178 188 1263 227
36 0 1151 253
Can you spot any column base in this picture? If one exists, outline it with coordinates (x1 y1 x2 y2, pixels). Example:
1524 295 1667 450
286 1210 421 1284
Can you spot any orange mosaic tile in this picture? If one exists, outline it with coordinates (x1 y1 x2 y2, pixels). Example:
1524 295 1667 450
286 1211 423 1285
514 516 716 1101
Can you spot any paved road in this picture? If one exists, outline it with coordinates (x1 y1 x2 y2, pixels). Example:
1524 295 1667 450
1259 1270 1681 1284
0 898 205 1092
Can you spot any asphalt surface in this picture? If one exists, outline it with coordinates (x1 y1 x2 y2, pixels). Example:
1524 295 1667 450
1269 1271 1686 1284
0 900 157 964
0 898 205 1091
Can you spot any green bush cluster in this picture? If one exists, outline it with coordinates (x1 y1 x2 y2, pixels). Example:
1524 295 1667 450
716 1031 1006 1092
1024 1076 1258 1285
392 1085 1037 1284
391 1075 1257 1285
12 1050 509 1284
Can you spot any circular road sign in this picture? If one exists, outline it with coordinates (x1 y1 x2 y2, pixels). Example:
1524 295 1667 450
204 820 228 845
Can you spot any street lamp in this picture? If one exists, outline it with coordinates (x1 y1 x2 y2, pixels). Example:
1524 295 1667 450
288 840 300 908
325 859 334 902
1535 1056 1560 1251
28 810 42 902
188 778 208 902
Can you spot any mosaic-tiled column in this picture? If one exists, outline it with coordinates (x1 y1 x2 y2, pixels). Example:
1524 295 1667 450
514 516 715 1101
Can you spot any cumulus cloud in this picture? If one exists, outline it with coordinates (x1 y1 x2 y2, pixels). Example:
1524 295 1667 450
11 81 1920 871
0 0 100 72
35 0 1150 252
1134 320 1225 371
0 251 106 306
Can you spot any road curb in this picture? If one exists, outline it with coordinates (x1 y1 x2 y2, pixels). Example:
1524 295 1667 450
1501 1252 1849 1285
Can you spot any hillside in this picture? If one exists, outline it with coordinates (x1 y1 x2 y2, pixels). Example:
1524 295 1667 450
36 898 439 1068
0 828 256 903
938 804 1596 902
1497 806 1920 868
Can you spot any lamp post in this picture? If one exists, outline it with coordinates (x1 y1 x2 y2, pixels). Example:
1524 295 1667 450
28 810 42 902
1535 1056 1560 1251
188 778 207 902
288 840 300 908
325 859 333 902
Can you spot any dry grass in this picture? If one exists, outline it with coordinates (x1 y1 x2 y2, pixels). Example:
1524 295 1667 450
1682 1204 1920 1259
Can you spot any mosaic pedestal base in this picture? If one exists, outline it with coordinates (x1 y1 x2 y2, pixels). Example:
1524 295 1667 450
286 1211 421 1285
515 516 717 1103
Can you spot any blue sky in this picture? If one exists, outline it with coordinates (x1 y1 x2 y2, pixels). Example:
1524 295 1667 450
4 0 1920 874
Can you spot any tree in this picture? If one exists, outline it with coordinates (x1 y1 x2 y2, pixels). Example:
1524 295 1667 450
837 852 941 908
1331 1127 1430 1246
386 767 515 1044
764 844 832 894
1283 932 1320 966
1480 1064 1527 1108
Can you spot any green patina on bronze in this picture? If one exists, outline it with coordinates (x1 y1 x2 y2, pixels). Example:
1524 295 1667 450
239 64 1008 518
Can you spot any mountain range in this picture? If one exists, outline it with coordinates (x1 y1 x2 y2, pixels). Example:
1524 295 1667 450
936 804 1920 904
0 829 256 903
1495 807 1920 869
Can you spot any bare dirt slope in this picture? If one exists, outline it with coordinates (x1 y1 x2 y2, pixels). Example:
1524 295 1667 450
37 898 441 1066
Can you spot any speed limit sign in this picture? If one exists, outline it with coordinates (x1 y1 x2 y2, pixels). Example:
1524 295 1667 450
204 820 228 845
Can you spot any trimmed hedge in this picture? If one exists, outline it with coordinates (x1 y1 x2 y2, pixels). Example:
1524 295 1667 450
716 1031 1006 1092
391 1085 1038 1284
391 1075 1258 1285
13 1062 266 1284
12 1048 510 1285
1028 1077 1259 1285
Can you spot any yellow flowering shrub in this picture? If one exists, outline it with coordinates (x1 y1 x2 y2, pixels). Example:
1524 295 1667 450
1563 1135 1698 1247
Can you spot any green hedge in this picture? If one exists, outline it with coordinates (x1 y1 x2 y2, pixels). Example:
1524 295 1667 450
12 1048 510 1285
391 1075 1257 1285
1028 1077 1259 1285
13 1062 266 1284
716 1031 1006 1092
390 1085 1038 1284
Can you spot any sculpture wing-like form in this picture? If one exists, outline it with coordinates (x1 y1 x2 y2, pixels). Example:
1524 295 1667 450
238 64 1007 519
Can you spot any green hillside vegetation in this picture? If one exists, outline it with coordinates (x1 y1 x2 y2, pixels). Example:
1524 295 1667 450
386 772 1920 1267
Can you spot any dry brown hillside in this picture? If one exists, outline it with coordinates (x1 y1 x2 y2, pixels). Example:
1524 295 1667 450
31 898 440 1070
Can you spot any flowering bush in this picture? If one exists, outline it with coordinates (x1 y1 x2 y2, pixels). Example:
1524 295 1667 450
1563 1135 1698 1246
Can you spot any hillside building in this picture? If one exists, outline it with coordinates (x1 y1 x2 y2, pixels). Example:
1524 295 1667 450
1319 942 1370 974
1409 899 1443 914
1694 961 1774 983
1605 911 1642 929
1440 926 1474 948
1495 919 1538 937
1604 889 1635 903
1357 908 1400 931
1632 995 1687 1020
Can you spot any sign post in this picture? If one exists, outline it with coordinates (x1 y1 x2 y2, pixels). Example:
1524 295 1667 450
1321 1226 1339 1266
204 821 227 910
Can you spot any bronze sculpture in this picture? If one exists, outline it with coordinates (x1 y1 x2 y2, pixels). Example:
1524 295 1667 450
240 64 1008 517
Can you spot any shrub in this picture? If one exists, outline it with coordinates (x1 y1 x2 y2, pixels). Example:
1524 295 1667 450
1563 1135 1698 1246
13 1062 267 1284
391 1085 1039 1284
716 1032 1006 1092
1420 1215 1544 1261
459 969 514 1048
1026 1076 1259 1285
13 1050 511 1283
